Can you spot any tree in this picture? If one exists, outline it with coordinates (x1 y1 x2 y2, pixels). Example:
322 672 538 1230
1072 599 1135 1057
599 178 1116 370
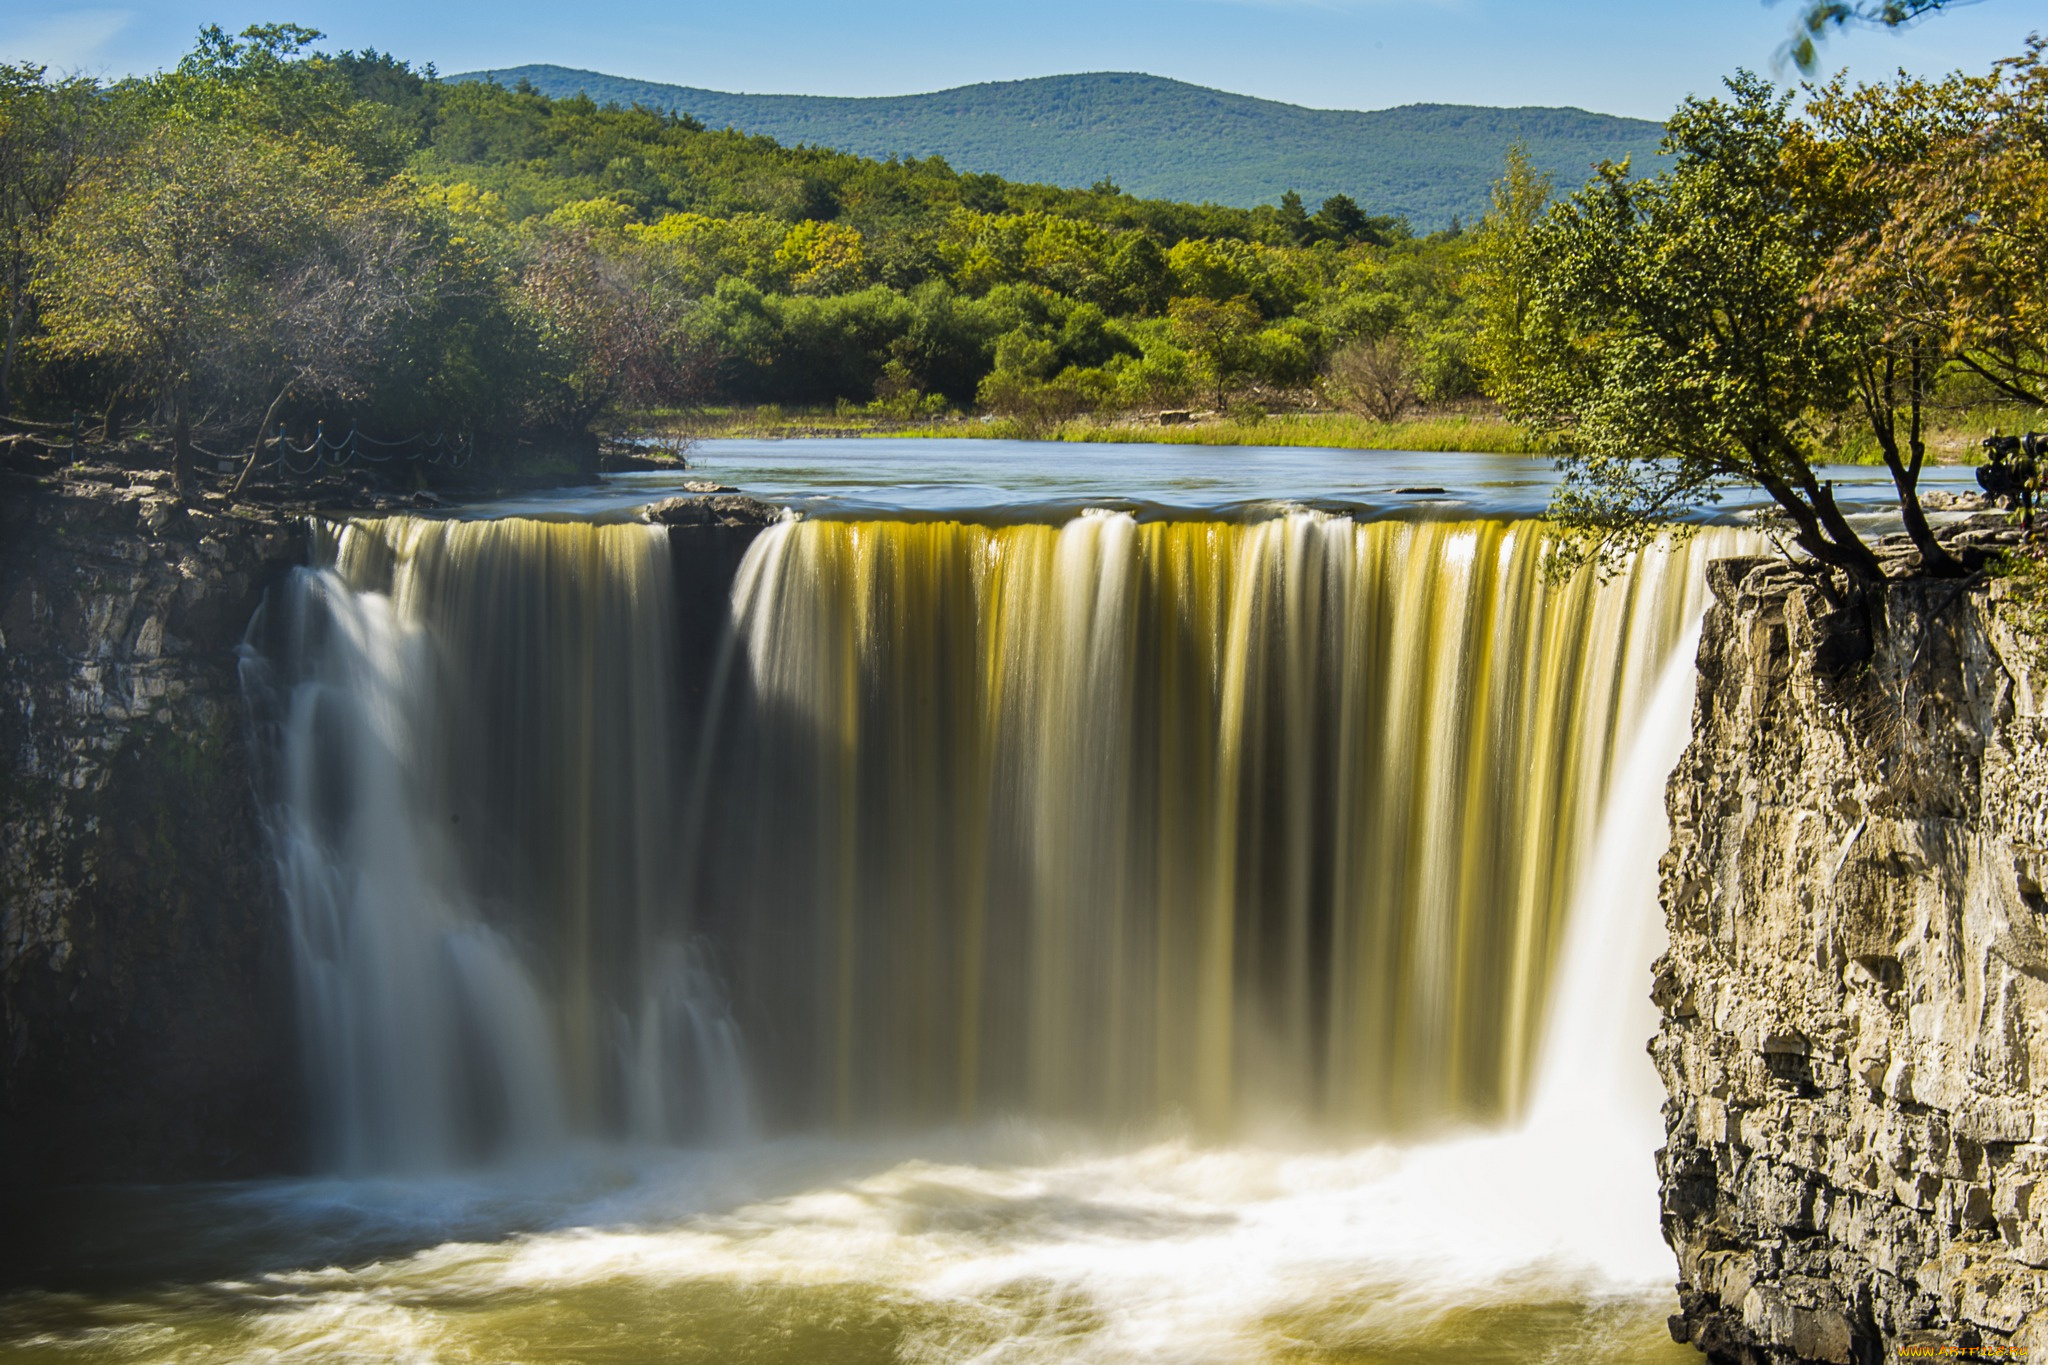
774 219 868 295
1104 232 1170 316
226 195 436 496
1793 67 2004 576
0 63 105 414
1813 42 2047 411
1781 0 1976 73
521 226 716 434
154 23 406 173
1310 194 1407 247
1468 142 1553 397
33 123 414 495
1325 336 1421 422
1168 294 1262 408
1500 75 1896 580
1276 189 1311 245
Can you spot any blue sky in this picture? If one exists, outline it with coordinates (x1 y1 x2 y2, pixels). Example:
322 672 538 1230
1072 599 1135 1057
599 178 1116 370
1 0 2034 120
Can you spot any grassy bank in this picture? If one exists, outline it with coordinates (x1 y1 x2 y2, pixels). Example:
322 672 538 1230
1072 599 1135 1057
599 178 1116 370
648 401 2043 462
929 411 1555 453
1818 404 2039 466
654 406 1554 454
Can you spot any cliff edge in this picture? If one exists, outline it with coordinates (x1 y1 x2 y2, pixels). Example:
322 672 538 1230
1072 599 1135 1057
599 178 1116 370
1657 552 2048 1362
0 464 308 1184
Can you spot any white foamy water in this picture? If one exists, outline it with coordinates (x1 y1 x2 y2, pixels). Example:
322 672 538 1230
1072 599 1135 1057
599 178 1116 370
2 617 1705 1364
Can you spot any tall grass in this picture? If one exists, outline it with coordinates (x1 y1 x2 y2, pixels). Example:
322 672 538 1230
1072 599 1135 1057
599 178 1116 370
1818 403 2042 466
898 411 1558 455
646 401 2045 462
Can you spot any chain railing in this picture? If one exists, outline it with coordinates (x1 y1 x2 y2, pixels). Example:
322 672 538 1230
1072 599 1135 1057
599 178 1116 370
247 421 474 475
1 412 474 474
0 410 89 459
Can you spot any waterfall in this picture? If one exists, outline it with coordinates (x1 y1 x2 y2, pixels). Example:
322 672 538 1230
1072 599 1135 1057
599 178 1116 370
713 513 1723 1134
246 509 1732 1169
245 517 753 1171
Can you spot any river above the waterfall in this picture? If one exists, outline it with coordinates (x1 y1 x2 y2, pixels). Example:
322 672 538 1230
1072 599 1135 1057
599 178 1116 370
469 436 1986 523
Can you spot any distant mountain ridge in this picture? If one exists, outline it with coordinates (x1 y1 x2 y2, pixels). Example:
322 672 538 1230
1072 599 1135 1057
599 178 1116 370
449 67 1665 227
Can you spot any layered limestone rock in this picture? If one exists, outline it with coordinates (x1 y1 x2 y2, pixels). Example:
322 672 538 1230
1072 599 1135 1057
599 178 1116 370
1657 551 2048 1363
0 466 307 1184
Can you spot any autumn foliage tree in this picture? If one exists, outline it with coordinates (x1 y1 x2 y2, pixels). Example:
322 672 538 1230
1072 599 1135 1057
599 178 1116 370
1813 41 2048 412
33 125 422 493
0 62 103 414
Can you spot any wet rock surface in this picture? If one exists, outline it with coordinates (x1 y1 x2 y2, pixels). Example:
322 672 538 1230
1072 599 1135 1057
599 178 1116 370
640 492 784 527
1659 541 2048 1362
1 464 309 1186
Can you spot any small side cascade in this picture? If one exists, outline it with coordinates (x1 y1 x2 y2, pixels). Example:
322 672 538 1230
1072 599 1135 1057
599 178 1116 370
243 516 752 1171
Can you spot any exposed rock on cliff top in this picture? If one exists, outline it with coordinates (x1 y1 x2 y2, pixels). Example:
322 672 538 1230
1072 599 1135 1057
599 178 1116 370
1658 545 2048 1363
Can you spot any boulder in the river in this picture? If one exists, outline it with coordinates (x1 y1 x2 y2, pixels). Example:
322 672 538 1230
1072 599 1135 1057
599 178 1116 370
641 494 785 528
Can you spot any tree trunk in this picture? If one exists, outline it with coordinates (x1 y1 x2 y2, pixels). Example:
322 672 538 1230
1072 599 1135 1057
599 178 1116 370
171 404 192 501
231 381 295 501
1808 482 1886 581
97 388 125 443
0 287 25 418
1879 348 1966 577
1777 452 1885 581
1755 475 1854 574
1880 447 1966 577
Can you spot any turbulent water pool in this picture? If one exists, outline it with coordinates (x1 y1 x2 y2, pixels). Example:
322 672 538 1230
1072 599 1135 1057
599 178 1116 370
8 439 1930 1363
5 1130 1697 1363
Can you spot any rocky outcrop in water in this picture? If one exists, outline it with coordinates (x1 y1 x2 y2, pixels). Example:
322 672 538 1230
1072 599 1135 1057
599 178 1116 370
640 492 785 528
1657 542 2048 1362
0 464 307 1184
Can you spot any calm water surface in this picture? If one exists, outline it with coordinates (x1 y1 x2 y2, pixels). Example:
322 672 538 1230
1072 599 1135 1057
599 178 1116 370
467 436 1982 522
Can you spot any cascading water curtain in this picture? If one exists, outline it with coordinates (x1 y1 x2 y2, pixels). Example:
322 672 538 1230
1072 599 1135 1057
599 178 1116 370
708 512 1727 1136
245 516 751 1172
248 507 1731 1170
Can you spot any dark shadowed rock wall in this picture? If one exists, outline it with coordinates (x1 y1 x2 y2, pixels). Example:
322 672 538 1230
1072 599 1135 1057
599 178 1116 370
1 469 309 1185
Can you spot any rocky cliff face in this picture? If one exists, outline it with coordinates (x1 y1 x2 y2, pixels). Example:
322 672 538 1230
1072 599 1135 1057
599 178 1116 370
1 466 307 1185
1657 553 2048 1363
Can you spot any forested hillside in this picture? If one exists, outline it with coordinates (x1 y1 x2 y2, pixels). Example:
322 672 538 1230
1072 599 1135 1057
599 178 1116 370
2 24 2035 507
453 66 1666 227
0 26 1502 491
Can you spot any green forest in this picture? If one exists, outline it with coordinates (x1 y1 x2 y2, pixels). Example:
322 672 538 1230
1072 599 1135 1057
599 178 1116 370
452 66 1668 226
0 21 2041 537
0 25 1500 488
